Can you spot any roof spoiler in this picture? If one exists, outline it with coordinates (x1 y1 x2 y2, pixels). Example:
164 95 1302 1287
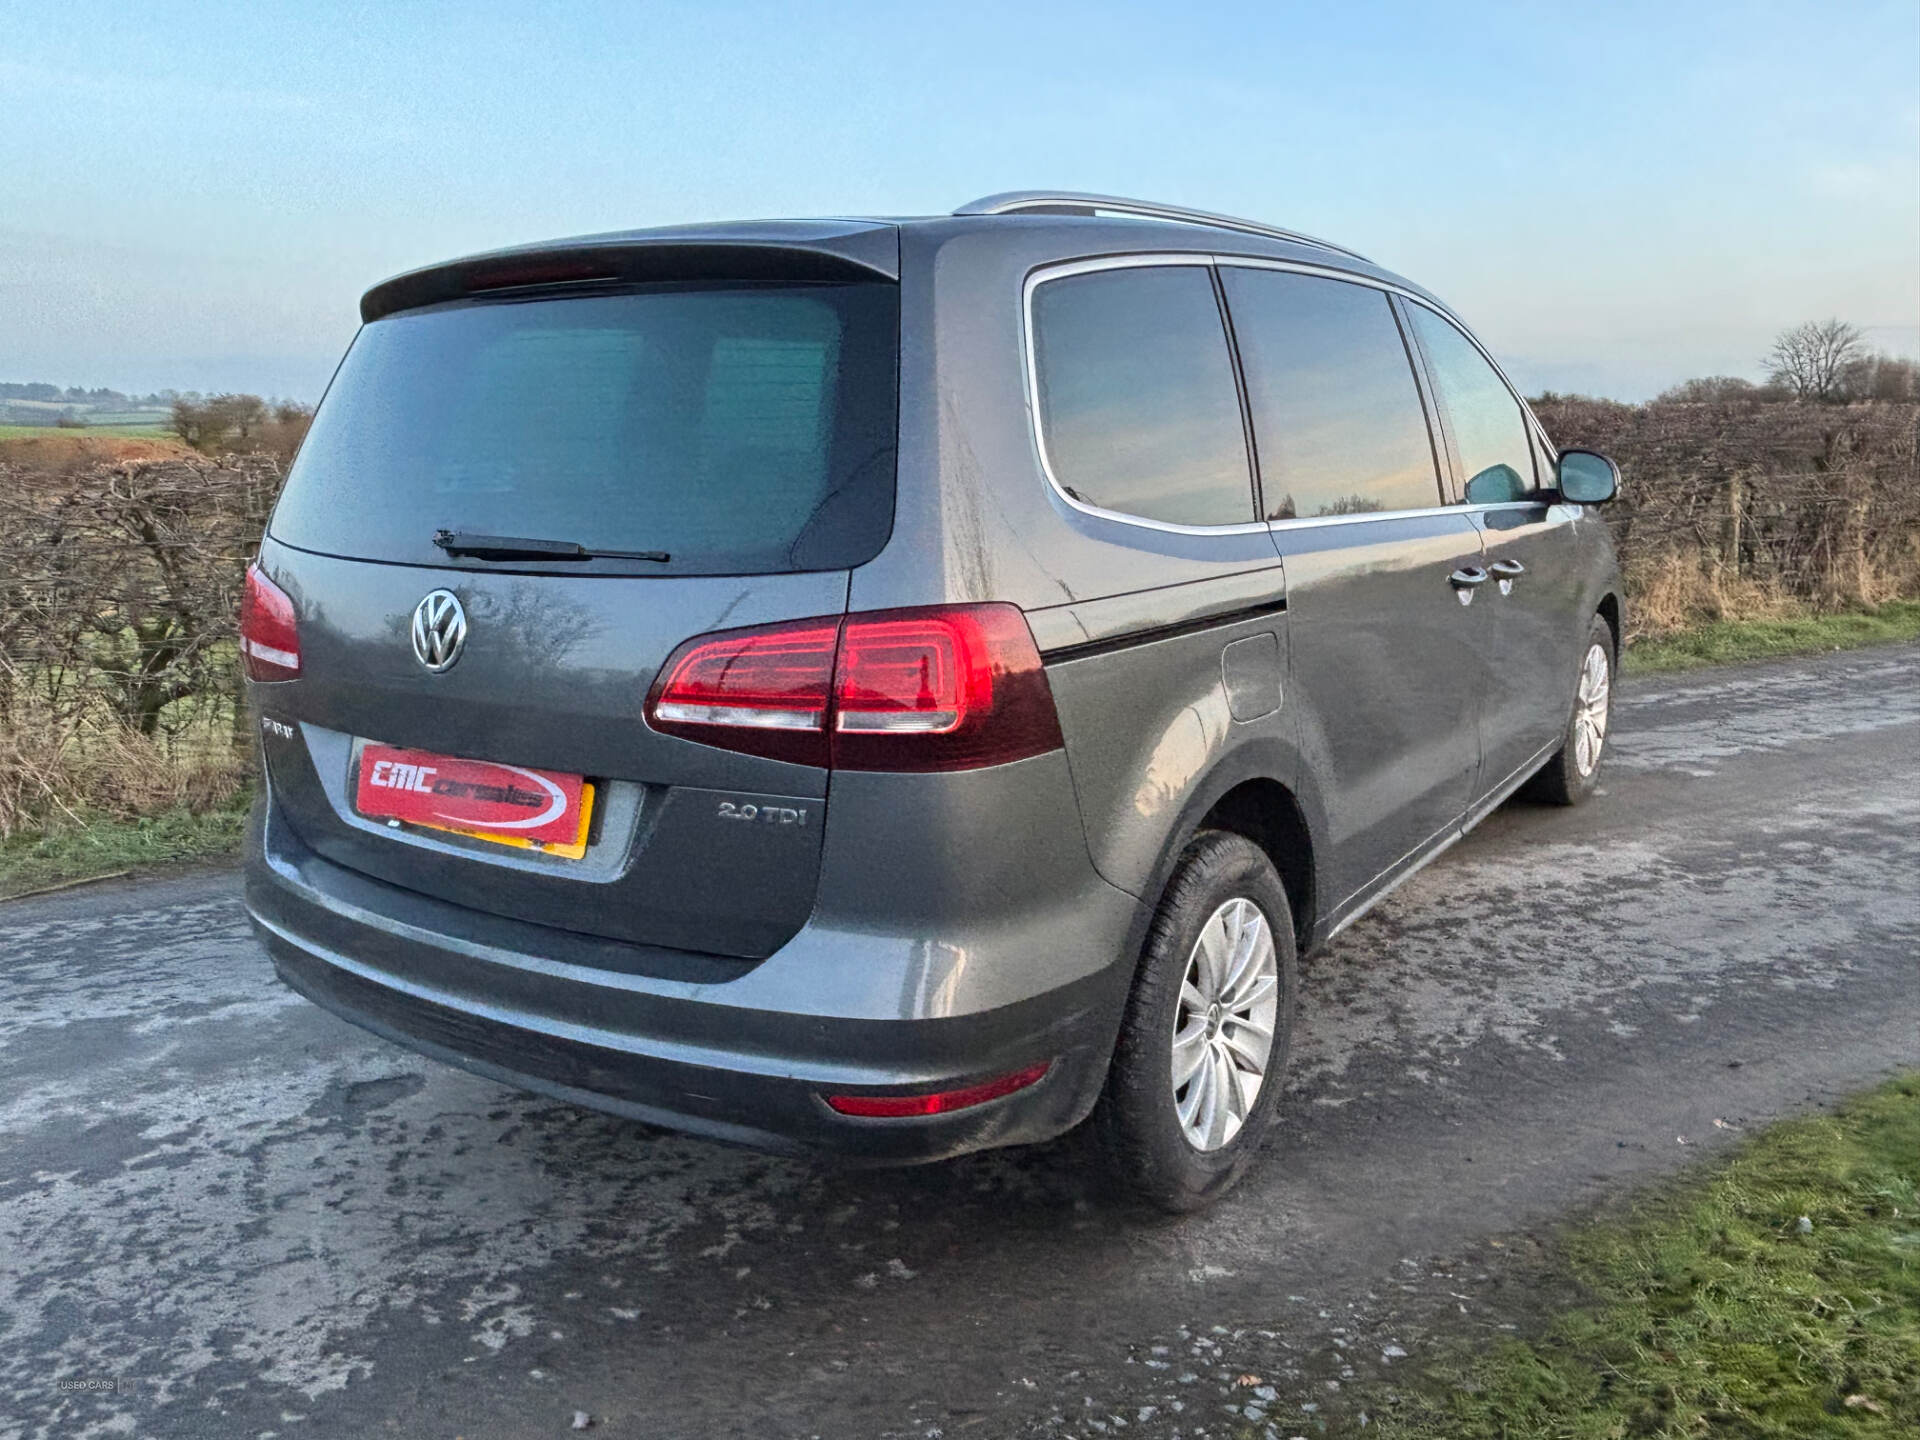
360 222 899 322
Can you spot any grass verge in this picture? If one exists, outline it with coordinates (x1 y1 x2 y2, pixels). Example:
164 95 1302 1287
0 793 252 901
1626 599 1920 674
1365 1074 1920 1439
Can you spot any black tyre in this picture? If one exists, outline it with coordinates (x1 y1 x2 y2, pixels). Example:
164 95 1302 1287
1525 614 1616 806
1094 830 1298 1213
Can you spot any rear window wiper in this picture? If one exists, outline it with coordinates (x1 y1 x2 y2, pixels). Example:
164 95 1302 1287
433 530 670 563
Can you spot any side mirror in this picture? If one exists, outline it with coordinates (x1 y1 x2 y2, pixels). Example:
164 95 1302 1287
1556 449 1619 504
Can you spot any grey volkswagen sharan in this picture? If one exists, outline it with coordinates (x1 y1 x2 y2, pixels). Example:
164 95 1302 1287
242 191 1623 1210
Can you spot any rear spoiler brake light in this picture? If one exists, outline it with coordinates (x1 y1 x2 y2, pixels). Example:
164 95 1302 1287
360 229 901 322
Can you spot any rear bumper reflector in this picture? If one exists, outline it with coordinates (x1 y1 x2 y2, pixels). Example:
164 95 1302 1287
823 1061 1052 1118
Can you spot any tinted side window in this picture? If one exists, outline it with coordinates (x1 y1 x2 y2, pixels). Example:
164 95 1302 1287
1408 305 1536 505
1032 265 1255 527
1220 269 1440 519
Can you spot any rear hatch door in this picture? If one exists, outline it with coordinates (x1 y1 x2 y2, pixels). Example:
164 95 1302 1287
253 237 897 961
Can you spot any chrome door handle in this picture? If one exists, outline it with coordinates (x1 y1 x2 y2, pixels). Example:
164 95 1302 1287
1489 559 1526 577
1449 565 1489 605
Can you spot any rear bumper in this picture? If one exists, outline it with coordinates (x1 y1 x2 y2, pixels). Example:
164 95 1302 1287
244 786 1141 1163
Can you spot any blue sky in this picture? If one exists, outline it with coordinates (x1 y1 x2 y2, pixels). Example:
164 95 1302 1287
3 0 1916 401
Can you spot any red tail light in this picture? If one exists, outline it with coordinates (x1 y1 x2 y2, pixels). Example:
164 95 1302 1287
831 606 1065 771
645 604 1064 771
645 619 840 766
241 564 301 681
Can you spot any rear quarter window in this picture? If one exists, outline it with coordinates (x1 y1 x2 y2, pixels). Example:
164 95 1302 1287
270 282 899 575
1030 264 1256 529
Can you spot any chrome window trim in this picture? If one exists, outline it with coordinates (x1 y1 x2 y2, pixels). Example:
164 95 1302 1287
1021 252 1557 540
1267 498 1552 533
1021 253 1271 537
1268 503 1482 532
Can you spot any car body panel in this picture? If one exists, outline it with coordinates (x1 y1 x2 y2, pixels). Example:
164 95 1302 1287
1268 512 1488 916
1033 565 1294 901
252 535 847 959
1466 501 1591 800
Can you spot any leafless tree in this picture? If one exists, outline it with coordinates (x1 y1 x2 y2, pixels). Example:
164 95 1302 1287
1766 319 1865 403
168 397 213 448
168 393 272 453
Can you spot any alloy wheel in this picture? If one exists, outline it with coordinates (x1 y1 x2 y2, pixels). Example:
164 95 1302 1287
1574 641 1611 777
1170 897 1280 1152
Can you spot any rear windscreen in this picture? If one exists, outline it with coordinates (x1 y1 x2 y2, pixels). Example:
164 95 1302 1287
271 282 898 574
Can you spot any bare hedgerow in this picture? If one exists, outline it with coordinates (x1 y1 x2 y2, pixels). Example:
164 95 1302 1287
0 456 281 834
1535 398 1920 635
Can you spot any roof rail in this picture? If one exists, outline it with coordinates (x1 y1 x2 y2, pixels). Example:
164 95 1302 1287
953 190 1372 264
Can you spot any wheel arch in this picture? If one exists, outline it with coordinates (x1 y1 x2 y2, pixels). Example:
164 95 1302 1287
1133 741 1325 957
1596 590 1623 659
1199 779 1316 954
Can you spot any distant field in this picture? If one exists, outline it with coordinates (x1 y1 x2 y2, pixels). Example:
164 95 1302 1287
0 402 173 436
84 411 174 427
0 423 172 439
